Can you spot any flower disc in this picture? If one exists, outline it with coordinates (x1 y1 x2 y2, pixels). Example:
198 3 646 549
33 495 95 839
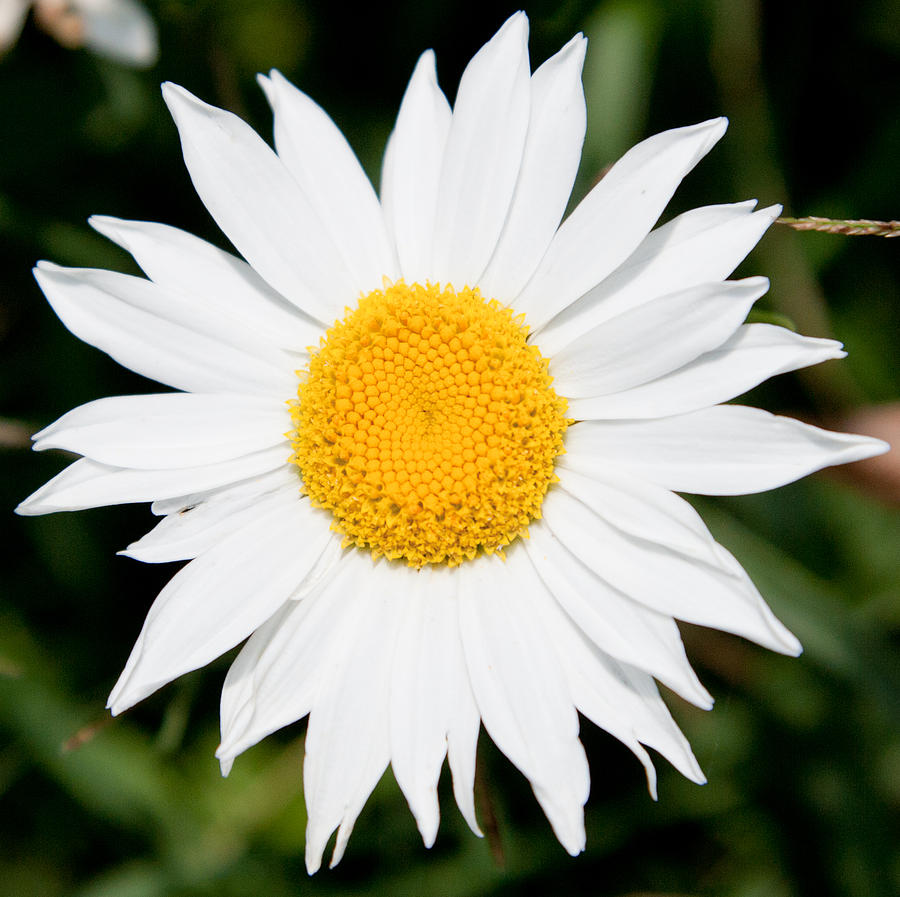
291 281 569 566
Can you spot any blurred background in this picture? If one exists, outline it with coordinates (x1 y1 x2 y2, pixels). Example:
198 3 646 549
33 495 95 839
1 1 898 895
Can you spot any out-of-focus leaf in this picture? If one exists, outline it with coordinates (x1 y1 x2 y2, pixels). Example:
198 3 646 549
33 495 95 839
696 499 900 720
580 0 664 179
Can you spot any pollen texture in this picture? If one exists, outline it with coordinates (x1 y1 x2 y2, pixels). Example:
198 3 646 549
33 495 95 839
290 281 569 567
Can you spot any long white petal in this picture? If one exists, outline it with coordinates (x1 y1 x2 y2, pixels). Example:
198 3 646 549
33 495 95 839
514 117 728 330
387 564 482 843
16 446 289 515
390 569 444 846
568 323 846 420
524 520 712 708
217 537 351 771
536 201 777 353
89 216 322 351
458 550 589 855
477 34 587 302
304 558 401 873
162 83 356 323
259 70 398 293
0 0 28 53
380 50 452 284
107 492 333 714
33 263 294 395
552 605 706 791
519 549 706 791
79 0 158 67
146 465 296 517
444 621 482 837
564 407 889 495
551 277 767 398
33 393 289 469
609 662 706 786
431 12 531 288
540 486 801 655
555 463 732 570
122 468 298 563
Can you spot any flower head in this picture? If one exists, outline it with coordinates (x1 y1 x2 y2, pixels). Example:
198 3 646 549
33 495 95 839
17 12 887 872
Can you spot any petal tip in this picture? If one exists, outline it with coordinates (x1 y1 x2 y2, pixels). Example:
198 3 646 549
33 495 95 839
770 623 803 657
13 497 35 516
411 47 438 84
87 214 125 244
33 259 61 278
491 10 530 48
161 81 206 119
863 437 892 459
417 813 440 849
256 71 275 102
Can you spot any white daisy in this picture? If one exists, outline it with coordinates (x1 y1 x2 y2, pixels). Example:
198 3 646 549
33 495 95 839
17 12 887 873
0 0 158 67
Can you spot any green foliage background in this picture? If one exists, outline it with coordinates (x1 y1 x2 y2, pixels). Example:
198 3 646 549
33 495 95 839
1 1 898 895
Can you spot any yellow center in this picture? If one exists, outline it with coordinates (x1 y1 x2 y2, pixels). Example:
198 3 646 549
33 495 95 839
290 281 569 567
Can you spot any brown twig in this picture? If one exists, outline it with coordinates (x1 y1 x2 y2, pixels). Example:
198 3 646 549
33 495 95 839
777 216 900 237
61 714 113 753
473 751 506 869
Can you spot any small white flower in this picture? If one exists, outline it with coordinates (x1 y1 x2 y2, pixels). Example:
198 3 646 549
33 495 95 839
0 0 158 67
17 12 887 873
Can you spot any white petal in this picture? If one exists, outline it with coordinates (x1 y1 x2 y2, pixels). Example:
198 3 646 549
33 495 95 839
389 565 479 845
380 50 451 284
89 216 322 352
162 83 356 323
146 464 296 518
259 70 398 293
514 117 728 330
555 463 732 570
568 323 847 420
564 407 890 495
217 538 351 770
524 519 712 708
33 393 289 469
477 34 587 302
458 551 589 855
518 553 705 791
551 277 767 399
562 627 705 791
537 201 778 354
431 12 531 288
217 604 287 781
304 558 400 873
33 263 294 395
16 445 289 515
79 0 158 67
0 0 28 52
122 501 255 565
539 486 801 655
608 662 706 786
107 492 333 714
122 468 299 563
389 571 443 846
445 636 482 838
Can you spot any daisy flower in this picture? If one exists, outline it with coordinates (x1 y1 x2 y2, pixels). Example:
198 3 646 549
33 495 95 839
0 0 158 67
17 12 887 872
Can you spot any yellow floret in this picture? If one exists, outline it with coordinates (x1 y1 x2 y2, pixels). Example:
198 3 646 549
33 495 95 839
290 281 569 567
